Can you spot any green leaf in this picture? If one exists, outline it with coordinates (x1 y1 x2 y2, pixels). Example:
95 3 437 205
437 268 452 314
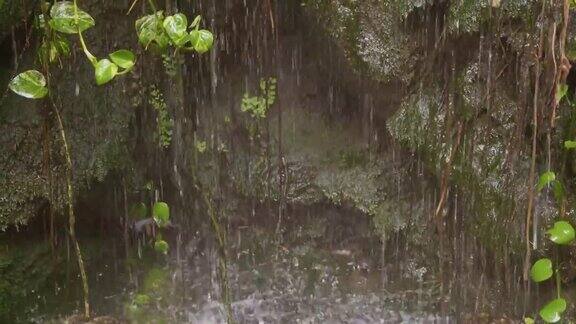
539 298 566 323
163 13 189 47
152 202 170 227
130 202 148 220
564 140 576 149
109 50 135 69
524 318 534 324
154 239 169 254
530 258 553 283
94 59 118 85
135 11 170 50
49 1 95 34
39 35 71 66
556 84 569 103
9 70 48 99
547 221 575 245
537 171 556 192
190 29 214 54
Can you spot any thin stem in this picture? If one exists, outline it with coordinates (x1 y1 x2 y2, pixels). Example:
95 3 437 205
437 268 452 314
78 32 97 66
556 269 561 299
50 97 90 319
524 0 546 282
41 4 90 315
127 0 141 15
73 0 97 66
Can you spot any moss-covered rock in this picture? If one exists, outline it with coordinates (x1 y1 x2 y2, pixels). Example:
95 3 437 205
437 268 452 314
0 0 139 229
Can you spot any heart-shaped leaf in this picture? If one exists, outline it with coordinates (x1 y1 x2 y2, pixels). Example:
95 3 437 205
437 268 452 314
539 298 566 323
9 70 48 99
49 1 95 34
163 13 189 47
135 11 170 50
530 258 553 283
152 202 170 227
109 50 135 70
537 171 556 192
95 59 118 85
547 221 575 245
154 239 169 254
190 29 214 54
130 202 148 220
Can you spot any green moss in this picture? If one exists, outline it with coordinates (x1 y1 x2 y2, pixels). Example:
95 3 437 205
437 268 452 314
386 62 527 250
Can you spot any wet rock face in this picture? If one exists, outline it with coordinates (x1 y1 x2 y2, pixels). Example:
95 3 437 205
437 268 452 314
0 0 561 258
300 0 558 250
302 0 536 82
0 0 36 40
0 1 138 229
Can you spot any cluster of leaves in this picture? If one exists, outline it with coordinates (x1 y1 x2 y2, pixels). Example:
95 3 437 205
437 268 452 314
528 153 575 322
149 86 172 148
129 200 171 254
37 9 71 68
528 217 574 322
241 78 277 119
9 1 135 99
152 202 170 254
47 1 135 85
135 11 214 54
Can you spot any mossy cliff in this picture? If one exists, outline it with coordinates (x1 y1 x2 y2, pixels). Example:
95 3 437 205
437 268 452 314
0 0 572 263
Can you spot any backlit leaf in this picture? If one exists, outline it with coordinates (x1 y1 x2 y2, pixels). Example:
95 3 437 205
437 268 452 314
9 70 48 99
49 1 95 34
163 13 189 47
109 50 135 70
190 29 214 54
152 202 170 227
135 11 170 50
539 298 566 323
94 59 118 85
530 258 553 283
547 221 575 245
154 240 169 254
537 171 556 192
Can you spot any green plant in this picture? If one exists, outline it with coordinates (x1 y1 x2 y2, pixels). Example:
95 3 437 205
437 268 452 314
6 1 137 319
526 171 575 323
135 10 214 54
49 1 135 85
241 77 277 119
5 0 213 320
195 138 207 153
149 86 172 148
